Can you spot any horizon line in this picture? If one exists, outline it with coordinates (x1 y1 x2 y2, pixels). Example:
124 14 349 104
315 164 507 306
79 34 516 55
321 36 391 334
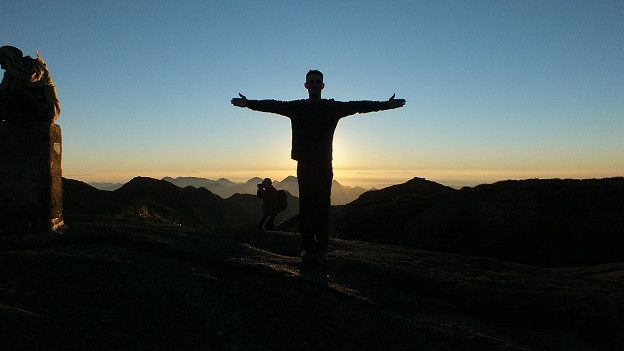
65 168 624 189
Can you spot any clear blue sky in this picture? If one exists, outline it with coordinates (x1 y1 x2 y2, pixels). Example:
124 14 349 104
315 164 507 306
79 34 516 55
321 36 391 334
2 0 623 187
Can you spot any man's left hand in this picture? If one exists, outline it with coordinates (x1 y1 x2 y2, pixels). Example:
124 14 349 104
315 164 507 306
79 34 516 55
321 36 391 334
388 93 406 109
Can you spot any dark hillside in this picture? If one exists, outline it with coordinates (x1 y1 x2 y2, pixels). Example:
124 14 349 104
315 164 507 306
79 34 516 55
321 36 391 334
335 177 461 245
1 222 622 350
350 176 457 205
63 177 257 230
64 176 624 266
116 177 233 230
335 177 624 266
62 178 116 217
452 178 624 266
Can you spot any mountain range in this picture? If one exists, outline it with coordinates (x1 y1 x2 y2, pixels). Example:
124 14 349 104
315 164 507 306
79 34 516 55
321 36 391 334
69 175 624 267
332 176 624 267
88 176 367 205
63 177 299 231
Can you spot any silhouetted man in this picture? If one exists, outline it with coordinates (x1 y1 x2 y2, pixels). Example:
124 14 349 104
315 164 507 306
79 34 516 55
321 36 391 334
232 70 405 263
0 46 60 123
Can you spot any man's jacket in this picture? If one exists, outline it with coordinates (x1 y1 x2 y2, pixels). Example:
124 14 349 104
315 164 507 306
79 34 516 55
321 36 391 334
246 99 392 161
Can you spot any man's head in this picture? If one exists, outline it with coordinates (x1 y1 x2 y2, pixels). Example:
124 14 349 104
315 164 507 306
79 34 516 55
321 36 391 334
0 46 23 69
305 70 324 99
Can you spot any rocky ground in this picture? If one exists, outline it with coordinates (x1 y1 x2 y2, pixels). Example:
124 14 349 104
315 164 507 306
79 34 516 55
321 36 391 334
1 221 623 350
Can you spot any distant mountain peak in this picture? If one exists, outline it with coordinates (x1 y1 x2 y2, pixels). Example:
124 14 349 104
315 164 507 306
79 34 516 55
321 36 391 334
163 176 216 182
280 176 298 183
350 177 456 205
245 177 264 184
127 176 163 185
87 181 124 191
213 179 238 189
216 178 237 185
118 176 180 193
404 176 455 190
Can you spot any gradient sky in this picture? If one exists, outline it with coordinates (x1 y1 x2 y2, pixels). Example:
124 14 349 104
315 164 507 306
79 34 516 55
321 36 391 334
2 0 623 188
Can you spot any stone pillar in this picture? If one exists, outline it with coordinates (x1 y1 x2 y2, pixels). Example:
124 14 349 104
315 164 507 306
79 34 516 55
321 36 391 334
0 121 65 234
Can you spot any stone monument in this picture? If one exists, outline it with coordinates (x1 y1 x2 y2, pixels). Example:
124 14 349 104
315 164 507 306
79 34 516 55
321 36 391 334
0 46 65 234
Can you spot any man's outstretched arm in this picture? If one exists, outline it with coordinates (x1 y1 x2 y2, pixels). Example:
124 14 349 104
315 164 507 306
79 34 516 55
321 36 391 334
337 94 406 117
231 93 293 117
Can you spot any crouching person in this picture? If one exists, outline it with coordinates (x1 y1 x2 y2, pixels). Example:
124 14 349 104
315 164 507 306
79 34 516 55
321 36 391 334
257 178 279 231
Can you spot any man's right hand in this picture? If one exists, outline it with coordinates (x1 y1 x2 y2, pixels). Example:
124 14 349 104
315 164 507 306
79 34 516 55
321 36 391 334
231 93 248 107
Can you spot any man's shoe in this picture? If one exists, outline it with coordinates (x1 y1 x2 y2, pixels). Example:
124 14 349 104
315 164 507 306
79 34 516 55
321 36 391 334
314 250 327 264
301 250 315 263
